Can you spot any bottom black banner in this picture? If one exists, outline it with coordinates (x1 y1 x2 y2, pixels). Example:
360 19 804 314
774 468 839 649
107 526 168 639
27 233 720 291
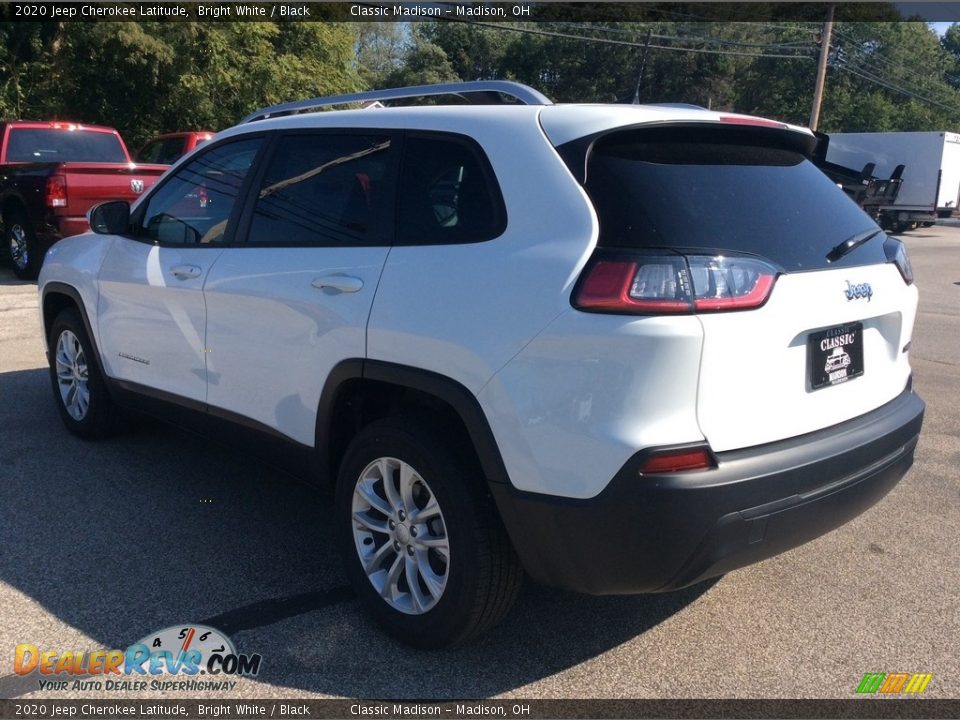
1 699 959 720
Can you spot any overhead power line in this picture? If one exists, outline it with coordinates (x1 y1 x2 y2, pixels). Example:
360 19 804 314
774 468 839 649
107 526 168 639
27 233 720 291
830 25 960 86
837 60 960 113
442 18 960 115
544 22 814 50
460 21 817 60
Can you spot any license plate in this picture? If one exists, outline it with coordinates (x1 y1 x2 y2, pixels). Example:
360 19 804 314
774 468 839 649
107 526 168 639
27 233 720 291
809 322 864 390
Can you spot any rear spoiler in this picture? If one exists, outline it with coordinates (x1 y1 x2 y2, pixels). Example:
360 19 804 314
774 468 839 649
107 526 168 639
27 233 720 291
554 121 820 185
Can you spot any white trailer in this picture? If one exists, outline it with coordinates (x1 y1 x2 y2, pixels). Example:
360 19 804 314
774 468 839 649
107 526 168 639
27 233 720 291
826 131 960 230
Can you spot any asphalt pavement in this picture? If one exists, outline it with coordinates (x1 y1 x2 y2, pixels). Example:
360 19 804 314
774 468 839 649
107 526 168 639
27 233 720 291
0 227 957 700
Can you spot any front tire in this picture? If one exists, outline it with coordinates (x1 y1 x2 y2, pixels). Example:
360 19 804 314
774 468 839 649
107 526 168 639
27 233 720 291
5 211 41 280
336 417 522 648
48 308 121 439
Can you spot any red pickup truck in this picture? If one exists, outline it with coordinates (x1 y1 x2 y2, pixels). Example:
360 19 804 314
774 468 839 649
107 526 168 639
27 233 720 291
135 131 214 164
0 121 168 279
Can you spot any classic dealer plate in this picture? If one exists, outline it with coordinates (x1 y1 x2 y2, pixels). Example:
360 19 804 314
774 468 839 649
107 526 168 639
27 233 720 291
809 322 864 390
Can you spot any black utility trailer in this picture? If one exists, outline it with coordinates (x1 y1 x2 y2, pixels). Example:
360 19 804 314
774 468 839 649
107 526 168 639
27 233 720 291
813 133 906 230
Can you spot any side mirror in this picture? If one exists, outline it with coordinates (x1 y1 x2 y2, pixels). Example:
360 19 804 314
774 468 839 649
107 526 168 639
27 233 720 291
89 201 130 235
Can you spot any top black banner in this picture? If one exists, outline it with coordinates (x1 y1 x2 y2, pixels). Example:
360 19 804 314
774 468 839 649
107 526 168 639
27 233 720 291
5 2 960 23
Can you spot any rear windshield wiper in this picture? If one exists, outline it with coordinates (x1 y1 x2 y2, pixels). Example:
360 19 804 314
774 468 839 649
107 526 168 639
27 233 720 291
826 228 882 262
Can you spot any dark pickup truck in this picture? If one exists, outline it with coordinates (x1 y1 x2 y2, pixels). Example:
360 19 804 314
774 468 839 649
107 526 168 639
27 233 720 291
0 121 168 279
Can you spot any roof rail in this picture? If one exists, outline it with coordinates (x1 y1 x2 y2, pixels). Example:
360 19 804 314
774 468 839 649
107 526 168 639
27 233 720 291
242 81 553 123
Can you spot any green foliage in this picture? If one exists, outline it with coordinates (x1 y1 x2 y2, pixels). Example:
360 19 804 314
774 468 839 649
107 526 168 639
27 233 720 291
381 41 459 88
3 16 960 149
356 21 407 87
0 19 360 148
364 18 960 132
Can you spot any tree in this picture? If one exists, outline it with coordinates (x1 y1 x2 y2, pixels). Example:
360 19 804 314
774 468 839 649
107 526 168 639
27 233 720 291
382 41 459 88
0 19 361 147
381 26 459 88
356 21 408 87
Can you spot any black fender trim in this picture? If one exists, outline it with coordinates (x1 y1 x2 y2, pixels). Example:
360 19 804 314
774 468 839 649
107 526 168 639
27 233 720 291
41 283 90 341
40 282 104 370
315 359 512 488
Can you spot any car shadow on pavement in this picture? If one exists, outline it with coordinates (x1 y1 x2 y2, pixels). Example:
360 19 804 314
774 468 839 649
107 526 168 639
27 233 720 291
0 367 716 698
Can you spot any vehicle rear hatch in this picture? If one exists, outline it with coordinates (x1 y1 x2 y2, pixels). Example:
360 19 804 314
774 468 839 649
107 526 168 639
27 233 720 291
561 120 917 452
55 161 167 212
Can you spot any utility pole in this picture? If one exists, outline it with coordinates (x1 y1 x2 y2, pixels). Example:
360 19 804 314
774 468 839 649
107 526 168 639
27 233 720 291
809 3 835 130
632 30 654 104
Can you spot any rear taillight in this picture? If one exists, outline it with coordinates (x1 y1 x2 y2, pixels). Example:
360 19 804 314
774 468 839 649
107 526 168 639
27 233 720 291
45 175 67 208
574 252 779 314
885 238 914 285
637 446 716 474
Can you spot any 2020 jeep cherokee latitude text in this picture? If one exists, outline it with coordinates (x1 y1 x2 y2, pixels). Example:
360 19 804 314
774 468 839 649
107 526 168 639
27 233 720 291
38 82 925 648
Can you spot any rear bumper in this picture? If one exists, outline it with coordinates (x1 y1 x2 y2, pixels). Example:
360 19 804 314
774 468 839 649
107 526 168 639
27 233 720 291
35 215 89 255
491 388 924 595
46 214 90 240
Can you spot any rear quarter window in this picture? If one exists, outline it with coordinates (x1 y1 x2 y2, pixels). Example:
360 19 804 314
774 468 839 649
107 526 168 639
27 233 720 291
396 134 505 245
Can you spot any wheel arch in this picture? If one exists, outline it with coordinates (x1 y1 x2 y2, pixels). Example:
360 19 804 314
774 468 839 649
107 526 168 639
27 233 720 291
1 192 28 227
316 359 513 492
41 283 101 366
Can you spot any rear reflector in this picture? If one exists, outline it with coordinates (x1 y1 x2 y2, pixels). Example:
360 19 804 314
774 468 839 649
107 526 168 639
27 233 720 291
574 252 778 314
638 447 715 474
45 175 67 208
884 237 914 285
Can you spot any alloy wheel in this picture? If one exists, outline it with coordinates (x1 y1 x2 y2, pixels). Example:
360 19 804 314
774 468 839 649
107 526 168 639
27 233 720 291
9 224 28 271
55 329 90 421
351 457 450 615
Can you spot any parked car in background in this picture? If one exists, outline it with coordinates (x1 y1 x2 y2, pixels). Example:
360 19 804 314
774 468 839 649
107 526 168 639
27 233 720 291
135 131 214 165
0 121 168 279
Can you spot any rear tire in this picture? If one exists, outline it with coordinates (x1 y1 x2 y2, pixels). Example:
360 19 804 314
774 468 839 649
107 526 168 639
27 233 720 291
48 308 121 439
5 210 41 280
336 416 522 648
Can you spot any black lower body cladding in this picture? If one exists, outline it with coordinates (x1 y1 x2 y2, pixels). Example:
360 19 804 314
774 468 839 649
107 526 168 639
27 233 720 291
491 389 924 595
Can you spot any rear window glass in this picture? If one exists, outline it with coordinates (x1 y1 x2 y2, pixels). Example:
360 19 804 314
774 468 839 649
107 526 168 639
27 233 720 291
136 137 187 164
584 128 887 271
5 128 127 163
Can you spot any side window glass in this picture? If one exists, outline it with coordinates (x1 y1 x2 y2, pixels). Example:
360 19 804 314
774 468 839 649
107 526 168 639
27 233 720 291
397 135 503 244
139 138 262 245
248 134 392 246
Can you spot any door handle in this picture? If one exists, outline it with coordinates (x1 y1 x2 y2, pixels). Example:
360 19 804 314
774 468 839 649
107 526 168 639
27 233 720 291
170 264 202 280
311 275 364 293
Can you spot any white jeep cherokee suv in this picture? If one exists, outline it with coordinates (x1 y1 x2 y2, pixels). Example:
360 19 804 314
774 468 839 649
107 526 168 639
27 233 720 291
38 82 925 648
